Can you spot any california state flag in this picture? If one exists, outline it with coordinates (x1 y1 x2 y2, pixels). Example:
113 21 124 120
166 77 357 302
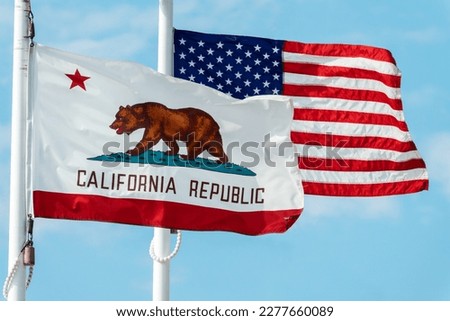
29 45 303 235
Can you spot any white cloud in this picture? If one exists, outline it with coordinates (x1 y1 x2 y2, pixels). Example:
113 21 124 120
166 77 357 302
60 32 150 60
39 3 156 36
0 180 9 223
0 2 13 31
439 0 450 22
0 124 11 222
34 218 138 248
402 27 444 44
404 85 444 109
0 2 13 86
423 132 450 197
34 3 158 60
174 0 285 35
0 123 11 153
302 195 402 221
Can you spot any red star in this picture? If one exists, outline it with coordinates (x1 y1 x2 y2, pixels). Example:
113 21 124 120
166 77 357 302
65 69 90 90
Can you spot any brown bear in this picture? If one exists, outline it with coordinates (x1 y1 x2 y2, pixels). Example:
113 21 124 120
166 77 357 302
109 102 229 164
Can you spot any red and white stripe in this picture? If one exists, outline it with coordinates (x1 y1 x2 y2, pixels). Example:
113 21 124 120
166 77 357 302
282 41 429 196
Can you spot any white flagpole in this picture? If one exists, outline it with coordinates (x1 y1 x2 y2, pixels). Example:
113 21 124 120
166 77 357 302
152 0 173 301
7 0 31 301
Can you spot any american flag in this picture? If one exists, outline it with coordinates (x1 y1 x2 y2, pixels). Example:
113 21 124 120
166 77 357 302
174 29 429 197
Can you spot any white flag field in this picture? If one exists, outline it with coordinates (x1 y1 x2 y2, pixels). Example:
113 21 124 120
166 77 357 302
28 44 303 235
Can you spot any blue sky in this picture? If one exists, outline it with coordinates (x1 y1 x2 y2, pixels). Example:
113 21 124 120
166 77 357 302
1 0 449 300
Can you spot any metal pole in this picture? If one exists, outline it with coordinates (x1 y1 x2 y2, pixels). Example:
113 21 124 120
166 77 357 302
152 0 173 301
8 0 31 301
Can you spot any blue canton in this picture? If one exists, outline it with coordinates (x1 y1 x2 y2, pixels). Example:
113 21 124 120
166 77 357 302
174 29 284 99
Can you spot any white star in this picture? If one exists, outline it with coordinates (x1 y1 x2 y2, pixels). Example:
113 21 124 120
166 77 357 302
207 48 214 55
216 70 223 77
179 67 186 74
263 80 270 88
245 50 252 58
207 76 214 82
225 78 233 85
179 52 186 59
254 44 261 52
225 64 233 71
272 61 280 67
263 53 270 59
273 74 280 80
188 74 195 81
188 46 195 53
244 80 251 87
254 73 261 80
235 57 243 64
207 62 214 69
235 86 242 93
226 49 233 56
198 68 205 75
272 88 280 95
188 60 196 67
198 40 205 47
216 56 224 63
217 42 224 49
198 54 205 61
235 71 242 79
253 87 261 95
272 47 280 54
254 58 261 65
263 66 271 73
217 84 223 90
236 43 243 50
244 65 252 72
179 38 186 45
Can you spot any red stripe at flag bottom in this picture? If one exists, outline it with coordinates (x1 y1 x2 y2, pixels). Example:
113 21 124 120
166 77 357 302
33 191 302 235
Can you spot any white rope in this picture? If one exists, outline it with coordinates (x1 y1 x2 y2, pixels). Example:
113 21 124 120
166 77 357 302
2 257 19 300
27 266 34 289
2 254 34 300
149 230 182 263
